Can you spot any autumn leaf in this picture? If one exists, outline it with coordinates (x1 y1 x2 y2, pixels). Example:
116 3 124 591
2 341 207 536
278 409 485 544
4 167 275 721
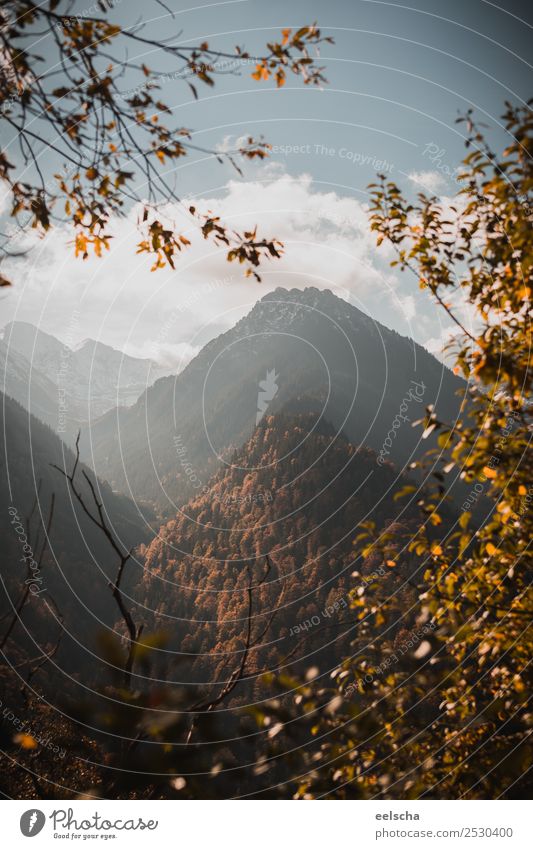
14 733 38 750
281 28 292 45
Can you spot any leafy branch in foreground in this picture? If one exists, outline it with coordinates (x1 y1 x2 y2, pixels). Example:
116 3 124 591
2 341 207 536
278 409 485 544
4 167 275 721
257 102 532 800
0 2 331 280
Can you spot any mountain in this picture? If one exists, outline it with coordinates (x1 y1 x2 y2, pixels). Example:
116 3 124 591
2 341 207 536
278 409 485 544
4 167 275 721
0 321 172 438
0 393 154 681
87 286 466 513
0 338 61 429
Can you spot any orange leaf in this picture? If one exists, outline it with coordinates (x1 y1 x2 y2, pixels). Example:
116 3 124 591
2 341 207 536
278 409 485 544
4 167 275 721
14 733 38 750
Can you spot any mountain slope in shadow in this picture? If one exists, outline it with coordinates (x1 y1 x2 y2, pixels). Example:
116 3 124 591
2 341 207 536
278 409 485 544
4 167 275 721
0 393 154 683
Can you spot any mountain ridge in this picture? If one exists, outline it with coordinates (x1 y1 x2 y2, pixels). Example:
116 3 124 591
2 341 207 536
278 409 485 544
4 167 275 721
0 320 173 434
85 285 466 514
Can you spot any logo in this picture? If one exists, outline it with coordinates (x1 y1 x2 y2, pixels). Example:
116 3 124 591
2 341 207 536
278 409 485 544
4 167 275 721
256 369 279 424
20 809 46 837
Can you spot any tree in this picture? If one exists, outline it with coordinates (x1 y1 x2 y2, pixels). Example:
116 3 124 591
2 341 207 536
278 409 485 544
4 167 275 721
261 102 532 799
0 2 332 283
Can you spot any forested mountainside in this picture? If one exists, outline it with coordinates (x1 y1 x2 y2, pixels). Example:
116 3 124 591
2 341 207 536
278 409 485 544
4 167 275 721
0 408 438 797
86 287 465 514
0 393 153 682
136 414 431 703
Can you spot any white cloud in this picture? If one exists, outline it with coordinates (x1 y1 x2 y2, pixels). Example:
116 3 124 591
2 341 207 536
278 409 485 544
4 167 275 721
0 169 443 368
397 294 416 321
408 170 447 193
135 340 202 370
423 325 457 359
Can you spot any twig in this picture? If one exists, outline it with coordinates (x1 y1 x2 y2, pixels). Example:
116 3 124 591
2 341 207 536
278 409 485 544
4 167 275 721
51 432 141 687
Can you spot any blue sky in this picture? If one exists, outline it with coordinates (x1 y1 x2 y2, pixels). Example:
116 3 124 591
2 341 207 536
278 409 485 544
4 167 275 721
1 0 531 365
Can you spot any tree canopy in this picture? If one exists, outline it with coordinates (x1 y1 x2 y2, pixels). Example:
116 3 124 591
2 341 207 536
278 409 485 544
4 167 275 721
0 2 331 282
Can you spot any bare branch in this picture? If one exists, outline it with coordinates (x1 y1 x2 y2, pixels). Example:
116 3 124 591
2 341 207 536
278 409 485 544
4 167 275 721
51 431 140 687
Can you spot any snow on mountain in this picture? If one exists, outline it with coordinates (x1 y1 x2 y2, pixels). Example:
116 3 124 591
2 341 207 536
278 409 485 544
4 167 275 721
0 321 173 432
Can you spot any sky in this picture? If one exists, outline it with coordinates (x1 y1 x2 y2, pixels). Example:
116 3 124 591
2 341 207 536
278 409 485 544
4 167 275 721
1 0 531 368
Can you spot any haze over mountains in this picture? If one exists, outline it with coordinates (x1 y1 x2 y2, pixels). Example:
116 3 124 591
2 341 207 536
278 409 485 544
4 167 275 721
84 287 466 514
0 320 172 439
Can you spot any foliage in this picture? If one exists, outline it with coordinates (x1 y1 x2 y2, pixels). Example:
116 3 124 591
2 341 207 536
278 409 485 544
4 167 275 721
262 103 532 799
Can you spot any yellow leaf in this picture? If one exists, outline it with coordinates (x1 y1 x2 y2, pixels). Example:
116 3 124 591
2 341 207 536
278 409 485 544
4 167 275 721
386 559 396 568
486 542 499 556
483 466 497 479
518 485 527 496
431 544 443 556
14 733 38 750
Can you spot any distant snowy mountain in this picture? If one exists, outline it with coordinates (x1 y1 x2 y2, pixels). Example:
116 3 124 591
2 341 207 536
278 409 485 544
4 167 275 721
0 322 173 435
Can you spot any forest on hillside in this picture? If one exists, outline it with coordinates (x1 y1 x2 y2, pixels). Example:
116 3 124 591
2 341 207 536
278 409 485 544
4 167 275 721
0 0 531 807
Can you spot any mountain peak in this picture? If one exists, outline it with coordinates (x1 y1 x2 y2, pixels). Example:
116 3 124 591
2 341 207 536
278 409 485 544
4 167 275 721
238 285 373 336
261 285 340 305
